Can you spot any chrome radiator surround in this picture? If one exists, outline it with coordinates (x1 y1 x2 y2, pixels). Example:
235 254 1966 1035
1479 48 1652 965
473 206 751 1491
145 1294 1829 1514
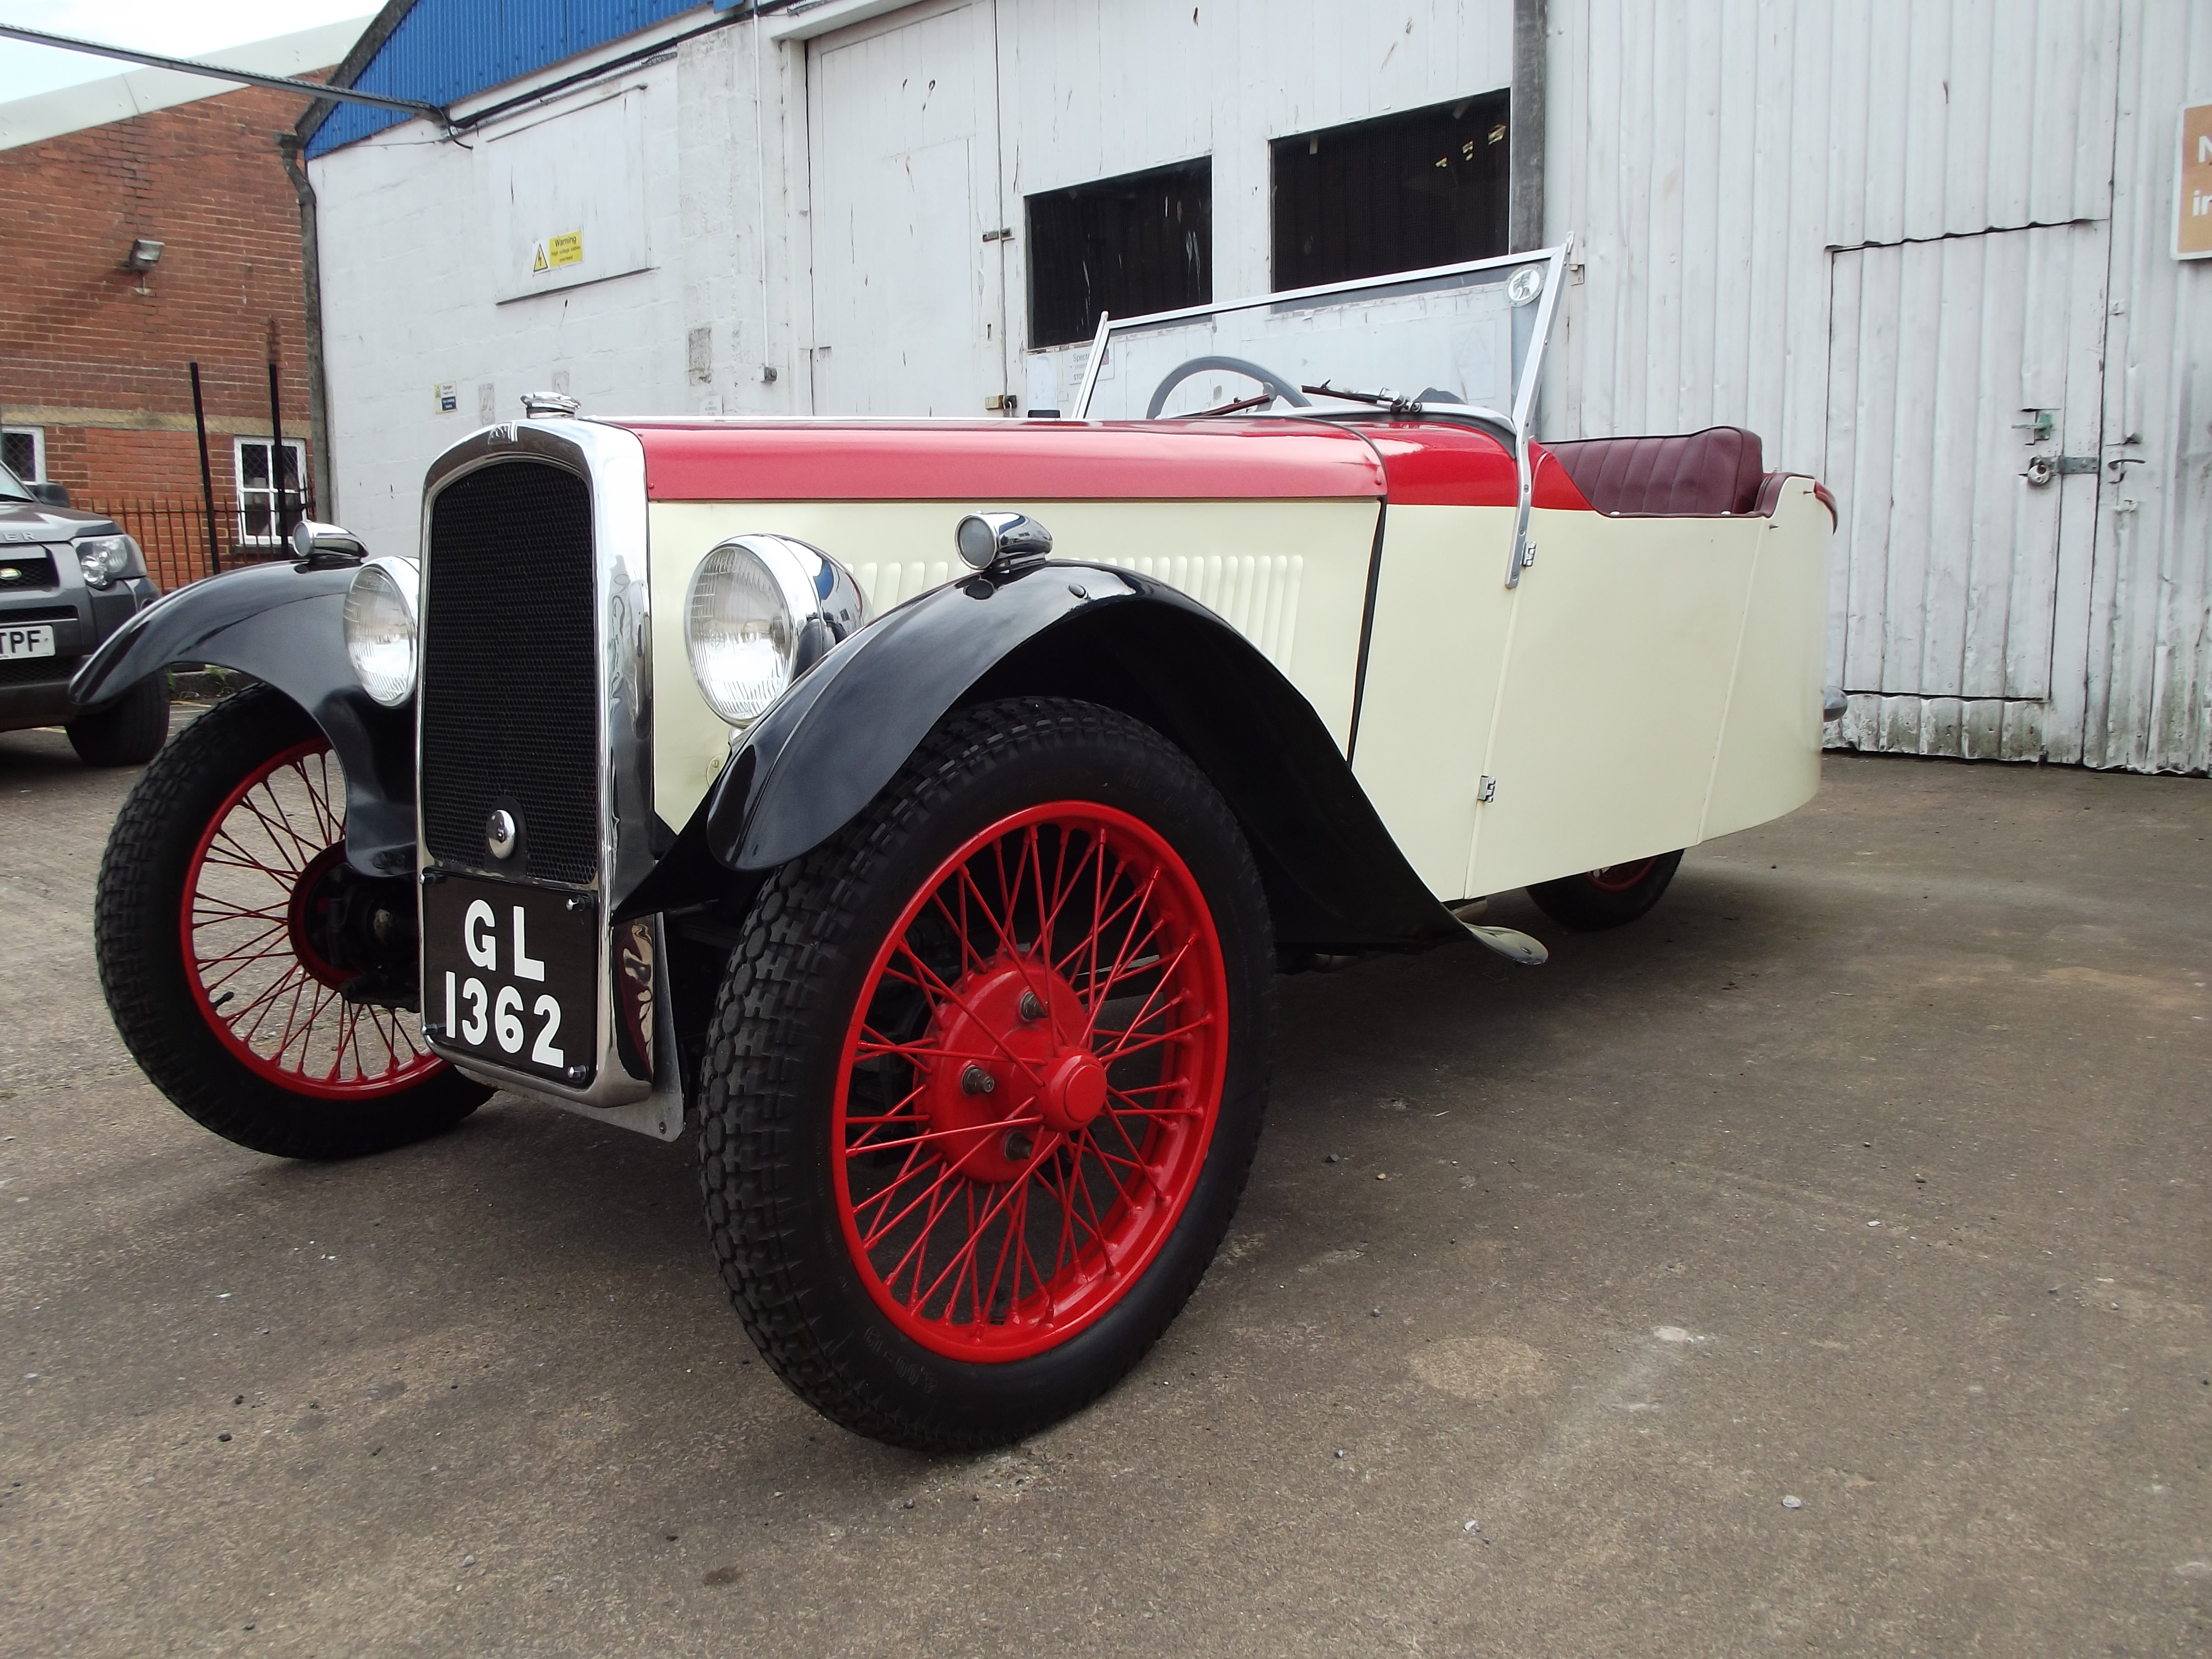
413 417 659 1111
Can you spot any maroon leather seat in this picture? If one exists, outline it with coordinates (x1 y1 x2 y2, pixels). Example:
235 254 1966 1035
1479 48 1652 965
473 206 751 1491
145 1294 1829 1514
1543 426 1766 516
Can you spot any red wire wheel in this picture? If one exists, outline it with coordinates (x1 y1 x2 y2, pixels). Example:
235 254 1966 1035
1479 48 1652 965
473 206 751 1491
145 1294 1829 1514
180 736 443 1098
698 698 1273 1449
1583 857 1660 894
97 685 485 1159
1525 848 1685 931
833 802 1229 1360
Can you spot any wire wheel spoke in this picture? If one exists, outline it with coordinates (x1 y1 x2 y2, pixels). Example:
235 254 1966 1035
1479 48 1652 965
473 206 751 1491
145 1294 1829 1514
181 736 442 1100
833 801 1230 1361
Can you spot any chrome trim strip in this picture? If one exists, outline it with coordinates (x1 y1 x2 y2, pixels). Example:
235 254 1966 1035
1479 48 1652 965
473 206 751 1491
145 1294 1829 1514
413 417 658 1111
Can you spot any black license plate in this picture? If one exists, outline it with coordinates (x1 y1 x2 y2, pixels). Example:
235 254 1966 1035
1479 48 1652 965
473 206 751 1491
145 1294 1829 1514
421 873 598 1086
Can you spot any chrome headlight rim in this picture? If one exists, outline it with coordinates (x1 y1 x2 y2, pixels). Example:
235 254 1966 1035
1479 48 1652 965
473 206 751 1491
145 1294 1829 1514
73 532 144 589
342 555 420 709
685 534 867 729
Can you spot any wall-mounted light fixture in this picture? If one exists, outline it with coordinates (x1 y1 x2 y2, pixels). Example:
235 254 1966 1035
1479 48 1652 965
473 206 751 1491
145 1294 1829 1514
124 237 164 271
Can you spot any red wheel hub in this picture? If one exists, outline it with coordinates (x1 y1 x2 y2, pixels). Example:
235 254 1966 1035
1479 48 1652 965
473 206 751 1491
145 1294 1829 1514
284 843 354 991
834 802 1228 1362
917 956 1098 1182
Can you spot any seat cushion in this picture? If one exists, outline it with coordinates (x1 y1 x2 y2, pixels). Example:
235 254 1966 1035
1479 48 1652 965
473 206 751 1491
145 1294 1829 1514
1543 427 1766 516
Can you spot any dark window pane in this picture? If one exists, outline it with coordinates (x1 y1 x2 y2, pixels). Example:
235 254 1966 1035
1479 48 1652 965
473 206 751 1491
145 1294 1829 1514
2 431 36 480
1272 91 1511 292
240 442 270 488
1026 158 1211 349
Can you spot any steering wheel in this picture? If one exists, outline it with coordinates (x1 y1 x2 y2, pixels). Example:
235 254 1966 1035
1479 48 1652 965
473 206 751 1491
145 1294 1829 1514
1145 356 1313 419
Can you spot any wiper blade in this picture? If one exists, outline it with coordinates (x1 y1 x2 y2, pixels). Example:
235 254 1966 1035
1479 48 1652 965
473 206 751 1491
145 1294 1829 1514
1301 382 1424 416
1178 392 1278 419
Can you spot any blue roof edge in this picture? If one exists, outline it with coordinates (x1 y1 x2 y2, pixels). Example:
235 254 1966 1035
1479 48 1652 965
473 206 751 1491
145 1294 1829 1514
299 0 724 159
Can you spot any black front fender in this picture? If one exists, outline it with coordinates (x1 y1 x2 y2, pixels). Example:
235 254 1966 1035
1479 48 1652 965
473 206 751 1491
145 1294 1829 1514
71 563 416 874
626 561 1461 954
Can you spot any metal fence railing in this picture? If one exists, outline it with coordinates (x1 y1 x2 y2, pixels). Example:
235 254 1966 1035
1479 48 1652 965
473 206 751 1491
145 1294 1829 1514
82 495 314 592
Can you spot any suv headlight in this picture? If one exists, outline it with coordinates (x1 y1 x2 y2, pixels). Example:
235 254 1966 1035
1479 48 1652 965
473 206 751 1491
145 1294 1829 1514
685 535 866 727
342 556 419 707
74 533 144 589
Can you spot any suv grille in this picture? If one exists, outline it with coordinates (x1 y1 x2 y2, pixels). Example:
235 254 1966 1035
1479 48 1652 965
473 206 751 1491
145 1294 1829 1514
0 552 58 589
420 461 600 884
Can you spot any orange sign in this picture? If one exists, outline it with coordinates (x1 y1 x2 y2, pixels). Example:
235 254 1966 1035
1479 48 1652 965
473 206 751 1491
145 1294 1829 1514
2180 103 2212 259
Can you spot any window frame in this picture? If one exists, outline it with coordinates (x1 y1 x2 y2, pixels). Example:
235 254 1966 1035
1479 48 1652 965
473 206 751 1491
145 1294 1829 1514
2 426 46 483
1269 91 1513 294
1024 156 1214 351
232 435 308 545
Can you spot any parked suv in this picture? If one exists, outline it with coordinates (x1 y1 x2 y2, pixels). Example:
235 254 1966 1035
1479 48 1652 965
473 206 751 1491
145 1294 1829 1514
0 460 167 764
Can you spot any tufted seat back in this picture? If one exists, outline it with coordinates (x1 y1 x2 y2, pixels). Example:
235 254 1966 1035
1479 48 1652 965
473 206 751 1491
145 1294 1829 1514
1543 426 1766 516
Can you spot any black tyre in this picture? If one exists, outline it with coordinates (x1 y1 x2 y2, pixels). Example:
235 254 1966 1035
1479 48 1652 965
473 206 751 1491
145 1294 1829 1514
698 697 1275 1451
1525 850 1684 931
66 673 169 767
94 685 488 1159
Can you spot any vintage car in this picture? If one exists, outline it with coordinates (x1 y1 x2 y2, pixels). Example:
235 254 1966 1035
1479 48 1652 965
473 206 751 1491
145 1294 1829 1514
74 247 1835 1450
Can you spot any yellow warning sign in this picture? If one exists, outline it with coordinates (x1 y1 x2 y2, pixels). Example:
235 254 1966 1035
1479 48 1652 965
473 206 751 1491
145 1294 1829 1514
531 243 550 273
548 230 583 268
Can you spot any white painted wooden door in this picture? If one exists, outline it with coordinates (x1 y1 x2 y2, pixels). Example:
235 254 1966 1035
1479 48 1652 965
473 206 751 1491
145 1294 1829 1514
806 2 1009 416
1825 222 2108 762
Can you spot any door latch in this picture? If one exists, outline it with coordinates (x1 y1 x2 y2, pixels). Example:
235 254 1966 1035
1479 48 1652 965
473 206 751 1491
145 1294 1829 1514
2024 455 2097 486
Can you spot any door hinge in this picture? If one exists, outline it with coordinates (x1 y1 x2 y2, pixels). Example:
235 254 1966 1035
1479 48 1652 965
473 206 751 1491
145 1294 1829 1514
1477 775 1498 804
985 393 1019 413
1504 538 1536 589
982 227 1015 242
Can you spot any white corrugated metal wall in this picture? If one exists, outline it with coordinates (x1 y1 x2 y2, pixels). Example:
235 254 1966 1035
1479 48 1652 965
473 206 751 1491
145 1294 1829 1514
2094 1 2212 772
1547 0 2209 773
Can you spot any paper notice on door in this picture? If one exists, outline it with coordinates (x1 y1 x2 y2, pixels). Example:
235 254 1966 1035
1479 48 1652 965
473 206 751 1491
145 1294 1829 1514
2179 105 2212 259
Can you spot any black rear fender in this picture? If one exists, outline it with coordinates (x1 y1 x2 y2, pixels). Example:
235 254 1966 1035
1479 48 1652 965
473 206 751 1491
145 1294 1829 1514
71 563 416 875
628 562 1459 954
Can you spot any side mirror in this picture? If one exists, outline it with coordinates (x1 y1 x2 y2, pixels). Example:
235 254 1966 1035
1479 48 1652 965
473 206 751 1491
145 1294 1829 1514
27 480 70 508
289 518 366 567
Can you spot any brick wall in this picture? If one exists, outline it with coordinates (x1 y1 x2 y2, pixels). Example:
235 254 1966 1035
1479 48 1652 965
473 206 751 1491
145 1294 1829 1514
0 77 324 534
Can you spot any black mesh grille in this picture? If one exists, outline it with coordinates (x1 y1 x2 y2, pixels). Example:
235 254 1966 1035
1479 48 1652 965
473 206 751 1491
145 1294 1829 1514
0 554 59 588
420 462 600 884
0 653 76 686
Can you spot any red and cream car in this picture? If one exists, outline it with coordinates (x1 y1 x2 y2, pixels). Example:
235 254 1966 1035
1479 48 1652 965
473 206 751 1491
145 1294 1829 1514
76 247 1834 1449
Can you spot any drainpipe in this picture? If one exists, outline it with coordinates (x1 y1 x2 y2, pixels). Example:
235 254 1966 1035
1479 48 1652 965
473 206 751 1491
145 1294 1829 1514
276 133 334 520
1509 0 1547 253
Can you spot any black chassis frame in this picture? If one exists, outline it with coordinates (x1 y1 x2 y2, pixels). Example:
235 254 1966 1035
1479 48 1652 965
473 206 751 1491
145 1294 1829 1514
73 524 1470 1086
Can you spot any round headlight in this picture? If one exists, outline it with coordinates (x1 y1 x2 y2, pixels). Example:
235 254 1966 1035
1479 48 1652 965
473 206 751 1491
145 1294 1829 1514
686 536 866 729
686 542 800 727
74 533 142 589
343 558 418 708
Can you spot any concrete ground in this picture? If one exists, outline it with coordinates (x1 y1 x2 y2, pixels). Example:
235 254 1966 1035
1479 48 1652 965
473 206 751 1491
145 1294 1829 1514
2 717 2206 1657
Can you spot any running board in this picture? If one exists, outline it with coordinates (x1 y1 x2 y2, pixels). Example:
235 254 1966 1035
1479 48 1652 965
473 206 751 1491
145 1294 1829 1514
1462 921 1548 966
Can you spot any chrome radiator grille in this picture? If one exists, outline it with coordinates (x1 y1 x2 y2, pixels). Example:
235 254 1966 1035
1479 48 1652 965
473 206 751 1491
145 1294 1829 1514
419 460 600 885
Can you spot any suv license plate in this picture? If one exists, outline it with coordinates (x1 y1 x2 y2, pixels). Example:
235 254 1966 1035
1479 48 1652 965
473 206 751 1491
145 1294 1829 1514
421 874 598 1086
0 624 55 660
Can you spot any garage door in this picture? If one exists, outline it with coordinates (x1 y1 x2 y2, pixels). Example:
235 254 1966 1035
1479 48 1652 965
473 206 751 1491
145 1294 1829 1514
806 1 1010 416
1824 221 2109 762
